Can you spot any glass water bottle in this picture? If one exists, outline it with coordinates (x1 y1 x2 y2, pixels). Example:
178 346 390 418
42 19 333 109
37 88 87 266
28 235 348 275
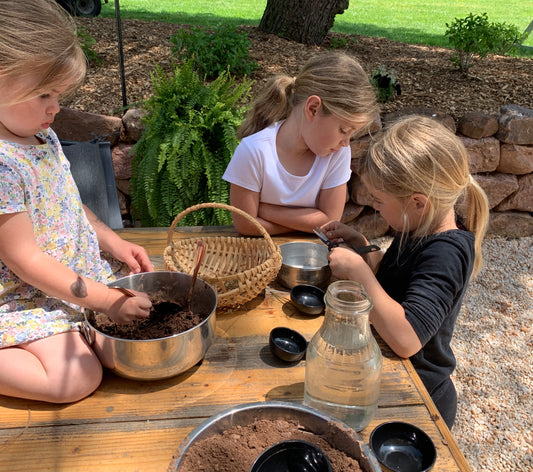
304 280 383 431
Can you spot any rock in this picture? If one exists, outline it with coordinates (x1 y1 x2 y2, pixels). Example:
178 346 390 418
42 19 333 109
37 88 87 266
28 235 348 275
488 211 533 237
346 210 389 239
497 144 533 175
494 173 533 212
382 106 456 133
458 112 498 139
350 135 371 162
111 143 135 180
459 136 500 173
340 201 364 224
472 173 518 209
115 178 131 198
496 105 533 145
51 107 122 145
349 174 373 207
121 107 146 143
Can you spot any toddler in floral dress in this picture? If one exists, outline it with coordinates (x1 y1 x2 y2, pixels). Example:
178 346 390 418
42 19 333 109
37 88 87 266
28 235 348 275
0 0 154 403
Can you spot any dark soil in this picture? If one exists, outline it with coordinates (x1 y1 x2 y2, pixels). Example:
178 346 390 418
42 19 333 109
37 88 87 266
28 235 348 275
174 418 364 472
66 18 533 120
89 301 206 340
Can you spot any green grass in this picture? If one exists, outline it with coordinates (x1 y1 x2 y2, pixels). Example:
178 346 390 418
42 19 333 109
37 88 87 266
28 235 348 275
101 0 533 53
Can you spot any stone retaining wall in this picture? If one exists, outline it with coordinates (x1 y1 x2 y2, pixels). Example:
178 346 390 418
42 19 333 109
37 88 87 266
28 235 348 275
51 104 533 238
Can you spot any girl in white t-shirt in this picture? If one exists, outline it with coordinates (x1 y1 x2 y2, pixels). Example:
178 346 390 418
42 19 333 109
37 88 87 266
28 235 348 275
223 52 379 235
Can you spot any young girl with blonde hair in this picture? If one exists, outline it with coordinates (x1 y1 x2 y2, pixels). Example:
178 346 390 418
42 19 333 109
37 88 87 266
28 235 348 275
223 52 379 235
0 0 153 403
323 115 489 428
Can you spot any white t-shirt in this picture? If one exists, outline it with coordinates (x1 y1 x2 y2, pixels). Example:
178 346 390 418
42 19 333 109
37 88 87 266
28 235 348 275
223 121 351 207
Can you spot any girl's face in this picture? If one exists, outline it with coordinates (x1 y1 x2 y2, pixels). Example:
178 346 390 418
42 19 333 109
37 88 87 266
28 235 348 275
0 79 68 140
363 178 424 232
303 97 367 157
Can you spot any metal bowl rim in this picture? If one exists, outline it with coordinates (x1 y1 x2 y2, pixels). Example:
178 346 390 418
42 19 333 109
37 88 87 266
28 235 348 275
171 400 381 472
84 271 217 343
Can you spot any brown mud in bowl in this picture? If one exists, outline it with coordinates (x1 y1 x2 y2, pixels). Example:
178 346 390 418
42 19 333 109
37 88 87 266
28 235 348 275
88 298 206 340
83 271 217 380
169 401 381 472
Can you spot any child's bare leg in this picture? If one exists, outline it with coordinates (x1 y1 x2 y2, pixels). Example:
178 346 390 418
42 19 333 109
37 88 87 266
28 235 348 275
0 331 102 403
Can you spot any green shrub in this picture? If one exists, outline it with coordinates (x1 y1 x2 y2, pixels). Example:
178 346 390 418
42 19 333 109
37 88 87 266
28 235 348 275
445 12 527 74
370 65 401 103
77 26 102 66
130 61 252 227
170 25 258 79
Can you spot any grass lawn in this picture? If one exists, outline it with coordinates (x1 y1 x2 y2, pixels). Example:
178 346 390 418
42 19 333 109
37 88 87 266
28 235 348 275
100 0 533 51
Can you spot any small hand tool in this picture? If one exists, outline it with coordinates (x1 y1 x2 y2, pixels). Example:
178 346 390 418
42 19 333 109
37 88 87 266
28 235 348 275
313 227 380 255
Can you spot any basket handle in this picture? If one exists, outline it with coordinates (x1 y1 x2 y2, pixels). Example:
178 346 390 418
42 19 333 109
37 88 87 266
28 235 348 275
166 202 279 254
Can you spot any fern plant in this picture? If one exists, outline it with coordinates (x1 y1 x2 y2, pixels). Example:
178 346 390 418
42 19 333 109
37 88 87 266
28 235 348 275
130 61 252 227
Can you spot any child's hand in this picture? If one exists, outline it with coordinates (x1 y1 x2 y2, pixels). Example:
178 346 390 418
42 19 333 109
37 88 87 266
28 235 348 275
328 246 362 280
111 240 154 275
105 289 152 324
321 221 365 246
328 247 375 284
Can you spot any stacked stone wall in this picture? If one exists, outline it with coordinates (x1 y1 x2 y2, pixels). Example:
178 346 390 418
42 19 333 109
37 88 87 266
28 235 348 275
52 104 533 237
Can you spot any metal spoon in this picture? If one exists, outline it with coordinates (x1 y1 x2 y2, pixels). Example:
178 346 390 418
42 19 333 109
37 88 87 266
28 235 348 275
186 239 206 313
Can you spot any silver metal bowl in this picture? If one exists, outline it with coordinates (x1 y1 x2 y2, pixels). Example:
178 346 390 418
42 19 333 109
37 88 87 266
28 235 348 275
277 242 331 289
83 271 217 381
168 401 381 471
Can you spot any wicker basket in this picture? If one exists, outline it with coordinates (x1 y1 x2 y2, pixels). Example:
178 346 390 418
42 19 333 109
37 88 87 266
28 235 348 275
163 202 282 308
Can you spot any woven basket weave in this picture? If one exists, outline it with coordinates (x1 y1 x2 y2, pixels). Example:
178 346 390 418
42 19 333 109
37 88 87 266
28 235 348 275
163 202 282 308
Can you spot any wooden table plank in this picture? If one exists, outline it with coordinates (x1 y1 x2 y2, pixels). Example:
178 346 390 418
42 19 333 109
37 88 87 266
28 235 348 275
0 326 421 428
0 405 465 472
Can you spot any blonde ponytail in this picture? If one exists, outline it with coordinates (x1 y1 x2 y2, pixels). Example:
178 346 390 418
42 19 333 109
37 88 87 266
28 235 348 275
463 176 490 278
237 75 294 139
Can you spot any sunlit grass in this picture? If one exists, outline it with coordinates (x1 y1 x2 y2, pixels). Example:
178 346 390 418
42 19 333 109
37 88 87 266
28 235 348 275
100 0 532 53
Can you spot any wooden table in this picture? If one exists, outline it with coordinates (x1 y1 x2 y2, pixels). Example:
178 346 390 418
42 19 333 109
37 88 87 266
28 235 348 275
0 227 471 471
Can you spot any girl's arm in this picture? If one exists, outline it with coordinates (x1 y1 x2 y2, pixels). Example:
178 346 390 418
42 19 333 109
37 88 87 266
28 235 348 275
328 247 422 358
0 212 151 323
229 184 292 235
258 184 347 233
231 183 347 235
83 205 154 274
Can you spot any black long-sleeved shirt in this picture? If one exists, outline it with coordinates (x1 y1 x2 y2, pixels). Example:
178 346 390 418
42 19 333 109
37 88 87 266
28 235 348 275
376 229 475 396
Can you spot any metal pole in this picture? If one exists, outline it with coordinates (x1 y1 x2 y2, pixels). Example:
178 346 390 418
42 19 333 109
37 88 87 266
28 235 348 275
114 0 128 108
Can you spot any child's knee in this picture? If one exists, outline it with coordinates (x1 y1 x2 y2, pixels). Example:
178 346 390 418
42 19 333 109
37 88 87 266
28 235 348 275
48 354 103 403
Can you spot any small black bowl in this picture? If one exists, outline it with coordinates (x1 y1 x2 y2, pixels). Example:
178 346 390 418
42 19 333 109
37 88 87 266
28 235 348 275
250 439 332 472
269 327 307 363
369 421 437 472
290 284 325 315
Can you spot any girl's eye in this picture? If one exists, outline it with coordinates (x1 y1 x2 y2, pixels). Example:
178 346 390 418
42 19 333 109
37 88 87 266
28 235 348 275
340 128 347 135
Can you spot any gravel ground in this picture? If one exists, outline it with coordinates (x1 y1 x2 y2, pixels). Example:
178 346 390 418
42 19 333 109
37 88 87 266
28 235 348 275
451 236 532 471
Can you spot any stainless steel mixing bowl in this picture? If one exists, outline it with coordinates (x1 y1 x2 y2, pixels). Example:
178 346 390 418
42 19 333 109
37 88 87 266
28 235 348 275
277 242 331 289
83 271 217 381
169 401 381 471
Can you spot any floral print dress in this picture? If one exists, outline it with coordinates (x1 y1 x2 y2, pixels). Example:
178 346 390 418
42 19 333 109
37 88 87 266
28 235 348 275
0 129 116 348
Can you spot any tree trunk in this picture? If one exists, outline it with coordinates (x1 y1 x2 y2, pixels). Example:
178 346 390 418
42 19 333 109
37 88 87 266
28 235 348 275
259 0 349 45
